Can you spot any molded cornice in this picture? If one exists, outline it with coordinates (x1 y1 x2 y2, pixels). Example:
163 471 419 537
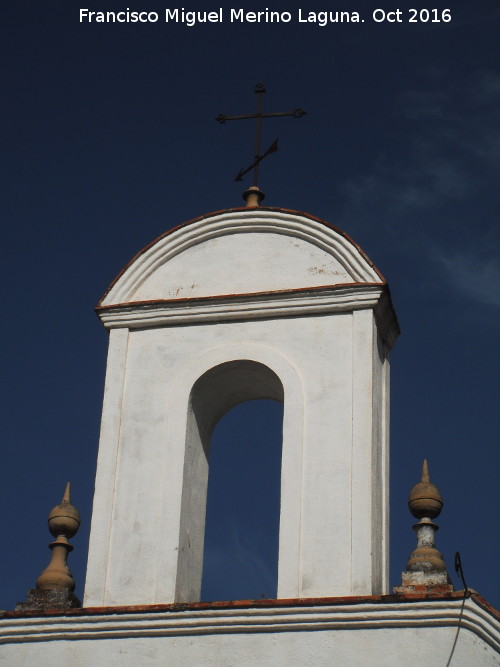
97 284 400 348
1 596 498 650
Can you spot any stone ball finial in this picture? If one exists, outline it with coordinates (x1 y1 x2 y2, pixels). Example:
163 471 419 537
15 482 82 610
408 459 443 519
394 460 453 593
48 482 81 539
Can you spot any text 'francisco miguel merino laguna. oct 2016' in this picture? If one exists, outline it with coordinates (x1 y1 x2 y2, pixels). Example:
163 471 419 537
79 8 453 27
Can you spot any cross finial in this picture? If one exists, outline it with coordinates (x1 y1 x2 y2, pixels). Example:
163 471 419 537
216 83 306 202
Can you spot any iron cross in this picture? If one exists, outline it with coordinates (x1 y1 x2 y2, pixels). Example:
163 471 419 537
216 83 306 185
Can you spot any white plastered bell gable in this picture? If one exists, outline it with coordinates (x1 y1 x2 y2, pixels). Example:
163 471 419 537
99 208 384 307
85 207 400 608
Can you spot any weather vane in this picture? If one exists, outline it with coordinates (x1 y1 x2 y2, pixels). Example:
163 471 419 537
216 83 306 186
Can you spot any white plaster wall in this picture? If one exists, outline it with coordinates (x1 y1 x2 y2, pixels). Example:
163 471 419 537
1 600 498 667
130 232 351 301
85 308 389 606
3 628 494 667
371 326 391 593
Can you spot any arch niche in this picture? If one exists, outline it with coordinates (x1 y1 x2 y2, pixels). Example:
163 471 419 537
176 360 284 602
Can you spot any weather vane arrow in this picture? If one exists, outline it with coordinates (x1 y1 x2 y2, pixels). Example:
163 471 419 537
234 138 279 182
216 83 306 187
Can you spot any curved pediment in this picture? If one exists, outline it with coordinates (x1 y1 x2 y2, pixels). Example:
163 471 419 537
99 208 384 307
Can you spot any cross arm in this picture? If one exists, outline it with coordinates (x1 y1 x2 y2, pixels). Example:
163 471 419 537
216 109 306 124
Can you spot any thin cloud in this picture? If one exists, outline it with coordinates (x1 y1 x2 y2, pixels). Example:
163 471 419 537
336 69 500 258
433 251 500 307
400 72 500 164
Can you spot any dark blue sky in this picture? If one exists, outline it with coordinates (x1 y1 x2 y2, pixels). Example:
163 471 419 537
2 1 499 610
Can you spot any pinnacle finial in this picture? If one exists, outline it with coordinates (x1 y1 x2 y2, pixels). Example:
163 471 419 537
16 483 82 610
421 459 430 483
408 459 443 519
394 460 453 594
36 482 80 593
62 481 71 503
48 482 81 539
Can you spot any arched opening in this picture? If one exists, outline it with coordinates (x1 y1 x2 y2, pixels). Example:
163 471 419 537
175 360 284 602
201 399 284 601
